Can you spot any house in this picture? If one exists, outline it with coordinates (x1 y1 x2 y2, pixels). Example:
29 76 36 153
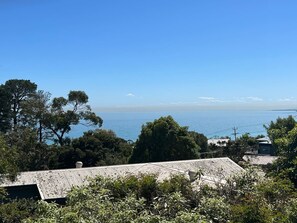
257 137 275 155
207 138 230 147
1 157 243 203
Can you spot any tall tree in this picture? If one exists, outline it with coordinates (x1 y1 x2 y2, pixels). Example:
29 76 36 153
129 116 200 163
43 90 103 146
21 90 52 143
0 79 37 130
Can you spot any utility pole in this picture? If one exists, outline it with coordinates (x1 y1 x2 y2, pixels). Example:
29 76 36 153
232 127 238 140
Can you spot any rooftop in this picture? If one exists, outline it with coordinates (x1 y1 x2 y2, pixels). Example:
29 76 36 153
257 137 272 144
1 157 243 200
243 155 278 165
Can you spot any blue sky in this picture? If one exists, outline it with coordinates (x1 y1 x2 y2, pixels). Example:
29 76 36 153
1 0 297 111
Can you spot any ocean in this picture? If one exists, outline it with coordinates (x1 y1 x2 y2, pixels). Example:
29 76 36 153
70 110 296 141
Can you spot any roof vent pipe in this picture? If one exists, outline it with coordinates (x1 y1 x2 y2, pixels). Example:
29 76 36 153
76 161 83 168
188 170 197 182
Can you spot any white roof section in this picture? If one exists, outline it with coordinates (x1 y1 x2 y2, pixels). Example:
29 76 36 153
208 138 230 147
257 137 272 144
1 157 243 200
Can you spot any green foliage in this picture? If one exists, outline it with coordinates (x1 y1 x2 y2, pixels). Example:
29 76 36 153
285 198 297 223
230 198 273 223
0 79 106 171
52 145 84 169
0 199 38 223
216 167 297 223
257 178 295 208
189 131 209 158
43 90 103 146
20 90 52 143
4 127 51 171
0 135 19 181
265 116 297 186
207 134 259 162
224 133 258 163
130 116 201 163
152 192 189 218
199 197 230 223
71 129 133 167
159 174 193 197
137 174 158 202
0 79 37 130
25 174 201 222
50 129 133 169
266 115 297 155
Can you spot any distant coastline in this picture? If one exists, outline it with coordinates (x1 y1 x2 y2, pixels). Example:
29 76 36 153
271 109 297 112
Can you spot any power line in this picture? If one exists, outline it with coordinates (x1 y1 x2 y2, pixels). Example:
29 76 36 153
206 123 268 136
232 127 239 140
206 122 273 138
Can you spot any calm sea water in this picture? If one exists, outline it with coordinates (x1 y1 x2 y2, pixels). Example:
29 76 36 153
70 110 296 141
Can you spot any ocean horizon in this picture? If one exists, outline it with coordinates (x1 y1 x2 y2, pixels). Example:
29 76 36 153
69 109 296 141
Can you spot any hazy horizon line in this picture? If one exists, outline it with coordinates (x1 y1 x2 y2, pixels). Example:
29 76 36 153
93 103 297 113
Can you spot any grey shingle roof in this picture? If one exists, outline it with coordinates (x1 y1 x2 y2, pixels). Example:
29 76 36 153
1 157 243 200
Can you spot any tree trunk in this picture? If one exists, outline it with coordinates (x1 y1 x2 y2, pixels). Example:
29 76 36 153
39 120 43 143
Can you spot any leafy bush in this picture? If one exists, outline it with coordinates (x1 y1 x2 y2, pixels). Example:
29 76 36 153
0 199 38 223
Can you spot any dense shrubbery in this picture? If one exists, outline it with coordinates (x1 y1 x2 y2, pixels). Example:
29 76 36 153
0 199 38 223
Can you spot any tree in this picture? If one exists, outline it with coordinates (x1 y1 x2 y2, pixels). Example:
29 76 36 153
266 115 297 155
189 131 208 158
0 79 37 130
267 124 297 186
129 116 200 163
21 90 52 143
265 116 297 186
43 90 103 146
54 129 133 169
71 129 133 167
4 126 52 171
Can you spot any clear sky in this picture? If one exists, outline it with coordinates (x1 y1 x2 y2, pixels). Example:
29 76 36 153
1 0 297 111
